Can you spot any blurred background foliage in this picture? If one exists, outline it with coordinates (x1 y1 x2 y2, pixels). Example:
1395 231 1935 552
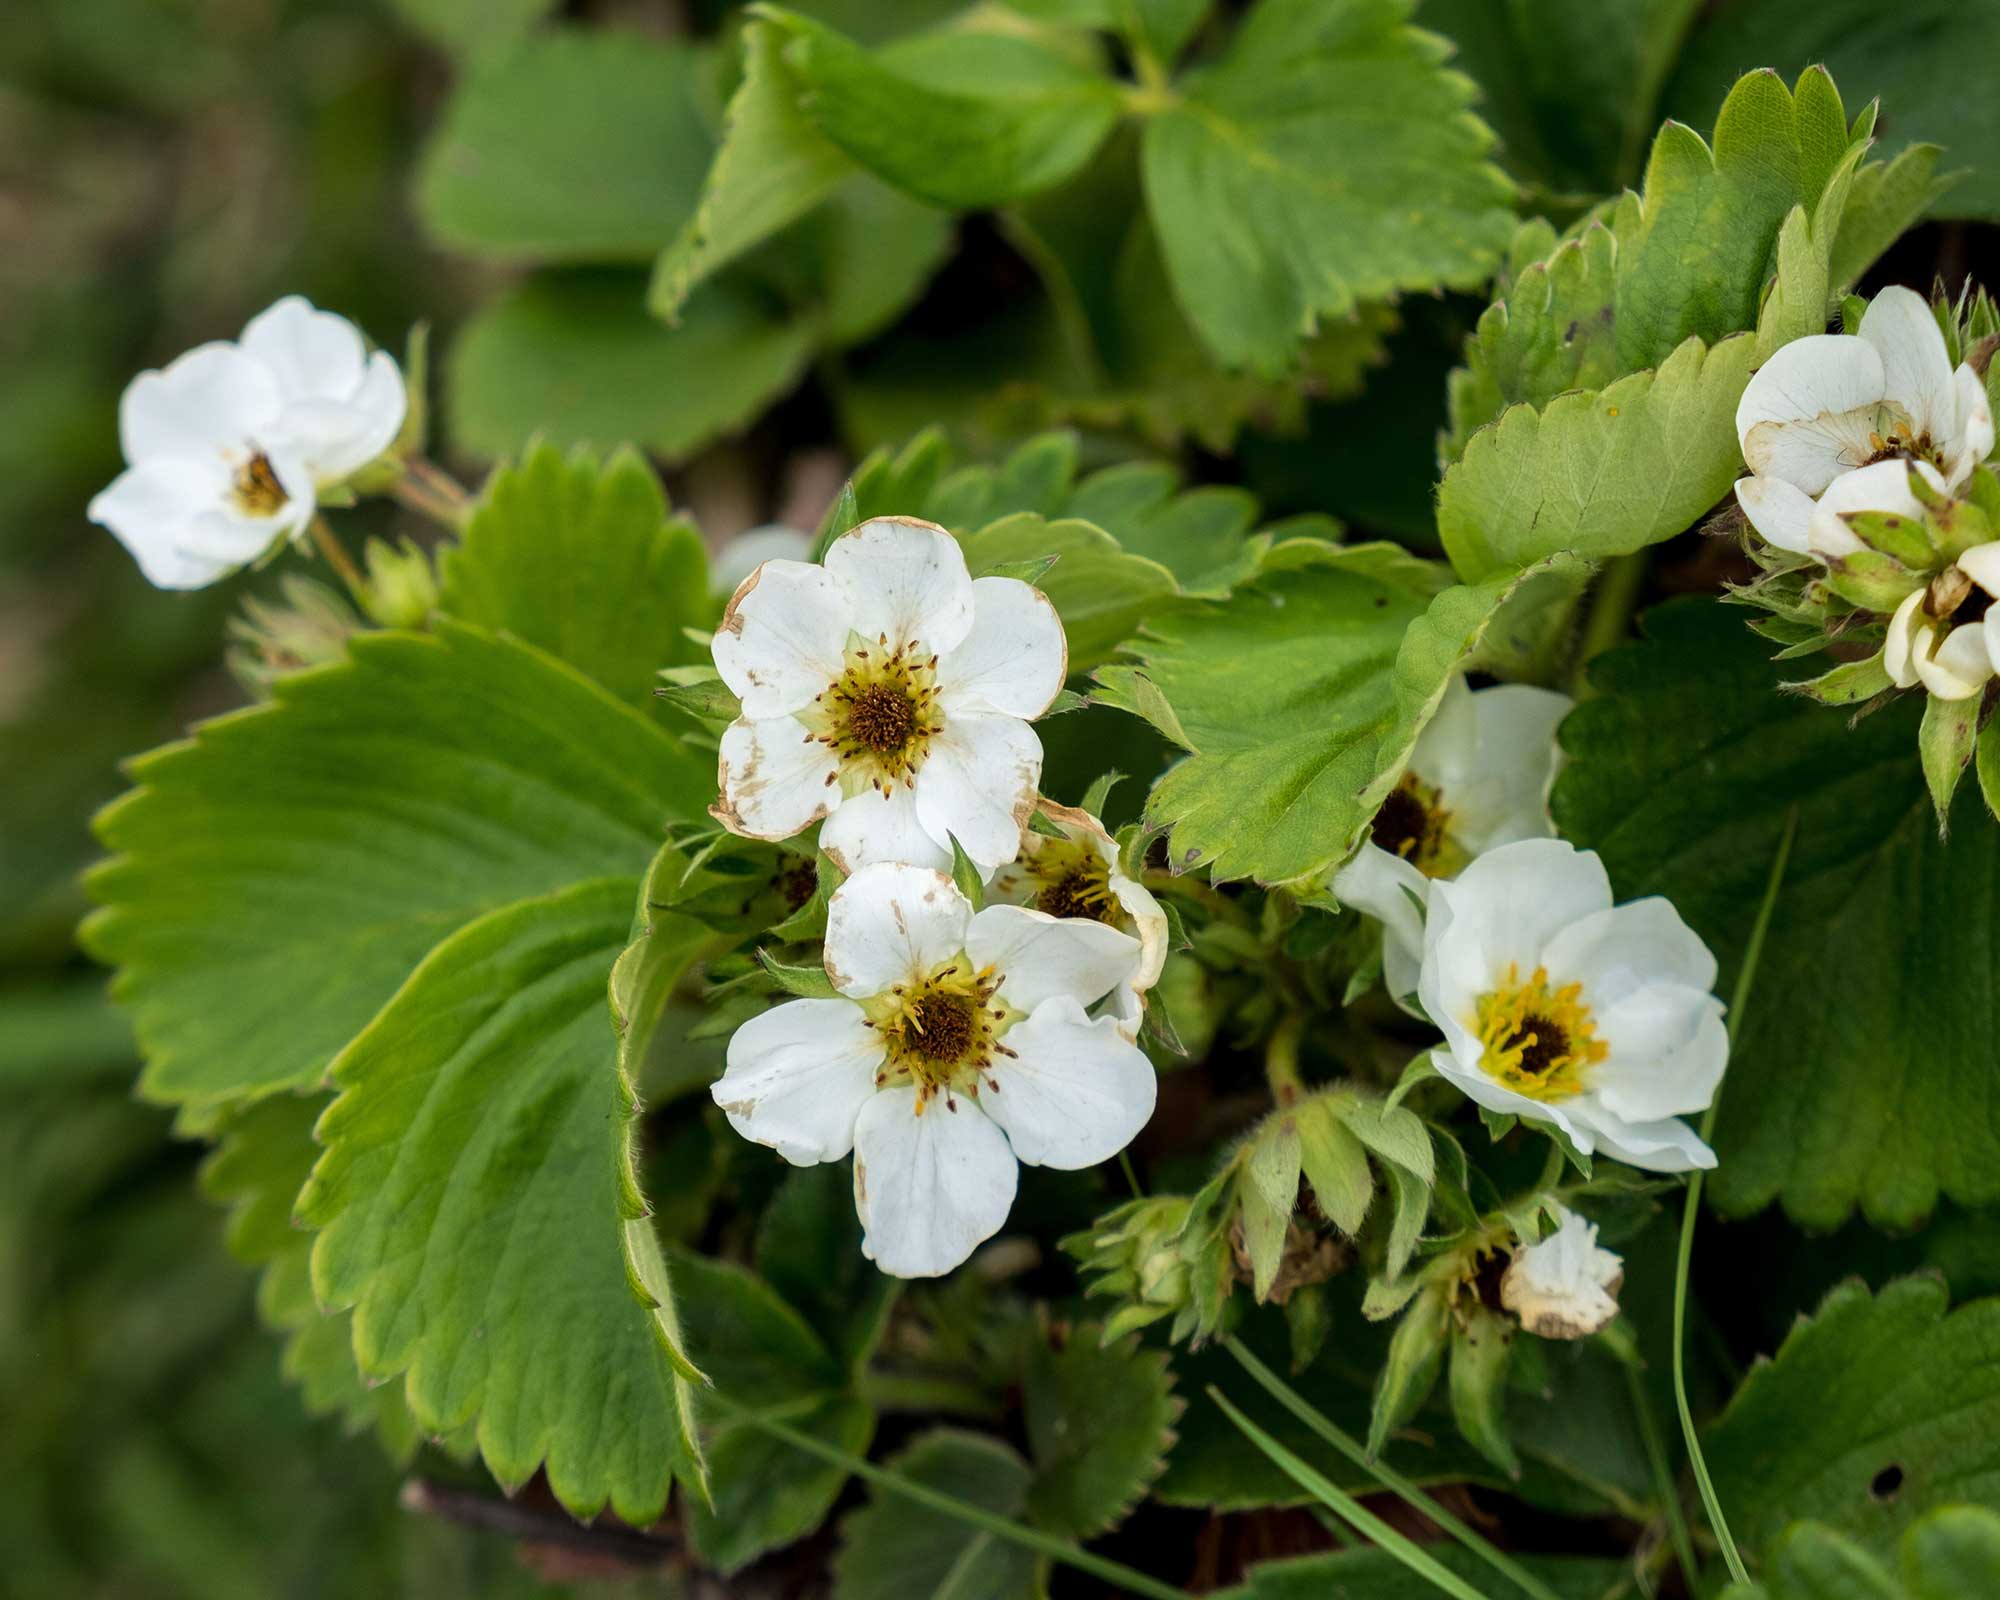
6 0 2000 1595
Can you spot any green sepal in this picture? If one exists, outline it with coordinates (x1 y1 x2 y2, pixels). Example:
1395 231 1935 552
1918 693 1983 829
1841 508 1936 570
655 667 744 723
756 947 842 998
1979 715 2000 822
1821 548 1927 612
1294 1099 1371 1237
948 833 986 909
1449 1304 1520 1479
1238 1116 1303 1302
1789 651 1894 707
1366 1280 1450 1459
979 554 1062 586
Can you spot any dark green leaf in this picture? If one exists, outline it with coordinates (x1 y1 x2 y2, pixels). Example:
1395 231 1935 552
833 1429 1042 1600
1022 1325 1181 1538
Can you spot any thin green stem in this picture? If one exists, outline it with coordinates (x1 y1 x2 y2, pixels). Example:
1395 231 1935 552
307 515 369 603
1264 1012 1306 1106
1222 1338 1565 1600
854 1370 1003 1418
1672 807 1797 1589
1206 1386 1490 1600
1119 1150 1145 1199
714 1400 1186 1600
1571 552 1649 698
1617 1348 1700 1591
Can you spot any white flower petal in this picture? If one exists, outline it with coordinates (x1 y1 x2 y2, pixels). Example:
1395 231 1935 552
966 903 1142 1012
1540 899 1718 1012
1803 458 1940 560
1859 285 1957 444
981 996 1156 1169
1427 1044 1598 1150
1916 620 1994 700
715 716 839 841
712 560 853 720
1566 1106 1715 1172
1737 334 1885 492
714 524 813 593
823 861 971 999
87 459 232 589
1884 589 1926 688
1589 986 1729 1121
912 710 1041 877
824 517 976 655
1501 1208 1623 1339
119 344 284 466
1332 842 1427 1011
934 576 1067 718
1424 683 1572 851
1422 839 1612 1015
854 1086 1017 1277
1949 363 1994 484
1958 540 2000 596
712 999 883 1164
270 353 407 483
1734 474 1818 554
821 782 950 875
239 295 369 399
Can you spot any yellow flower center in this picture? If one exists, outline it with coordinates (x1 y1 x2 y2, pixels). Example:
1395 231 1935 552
231 451 288 517
864 953 1020 1110
1369 773 1464 877
805 633 943 796
1861 404 1947 474
1024 836 1119 925
1472 963 1606 1102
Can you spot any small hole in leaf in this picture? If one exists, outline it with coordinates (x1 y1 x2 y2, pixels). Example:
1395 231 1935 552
1870 1465 1904 1501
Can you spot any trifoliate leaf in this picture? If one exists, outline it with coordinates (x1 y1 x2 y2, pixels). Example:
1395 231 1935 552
759 9 1124 210
84 623 711 1109
1217 1545 1625 1600
1021 1325 1182 1539
1708 1277 2000 1567
448 269 814 463
437 443 710 709
1139 0 1515 374
833 1429 1042 1600
296 879 703 1524
667 1247 872 1573
415 30 714 261
1438 332 1757 581
1667 0 1990 219
1554 600 2000 1229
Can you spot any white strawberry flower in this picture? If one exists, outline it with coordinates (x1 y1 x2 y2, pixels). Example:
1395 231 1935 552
1418 838 1726 1173
1734 285 1993 556
1884 540 2000 700
711 516 1066 879
88 297 406 590
1737 456 1949 563
1500 1205 1623 1339
989 801 1169 1040
711 862 1156 1278
1333 677 1572 1005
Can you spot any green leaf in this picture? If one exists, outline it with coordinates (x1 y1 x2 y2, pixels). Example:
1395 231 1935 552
84 623 710 1109
200 1094 421 1457
668 1248 870 1572
384 0 555 62
437 443 710 708
1022 1326 1182 1538
1295 1099 1372 1237
1138 0 1515 373
448 269 814 463
1707 1277 2000 1566
1553 600 2000 1229
762 7 1124 209
834 1429 1042 1600
415 30 714 261
1721 1506 2000 1599
1438 332 1756 581
1098 551 1570 887
1980 717 2000 823
1667 0 1991 220
756 1162 899 1372
1443 69 1933 457
1219 1545 1625 1600
296 879 702 1523
1239 1116 1303 1301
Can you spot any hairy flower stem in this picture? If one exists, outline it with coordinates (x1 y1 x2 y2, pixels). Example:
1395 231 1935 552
1264 1012 1305 1106
1571 551 1649 698
713 1398 1187 1600
1221 1338 1568 1600
391 457 473 528
1672 807 1796 1589
307 515 368 602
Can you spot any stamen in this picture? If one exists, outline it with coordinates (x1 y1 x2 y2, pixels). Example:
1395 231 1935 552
1472 963 1606 1102
231 451 288 517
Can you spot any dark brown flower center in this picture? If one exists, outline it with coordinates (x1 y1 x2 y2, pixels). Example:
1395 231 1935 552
1507 1016 1571 1078
1369 773 1453 873
848 683 916 752
906 992 974 1063
1037 870 1110 922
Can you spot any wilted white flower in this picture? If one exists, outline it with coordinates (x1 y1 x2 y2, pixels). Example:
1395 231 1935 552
1418 838 1726 1172
1734 285 1993 557
1500 1205 1623 1339
711 862 1156 1278
1737 456 1948 563
712 522 814 594
1333 677 1572 1004
1885 541 2000 700
88 297 406 590
990 801 1168 1039
711 516 1066 879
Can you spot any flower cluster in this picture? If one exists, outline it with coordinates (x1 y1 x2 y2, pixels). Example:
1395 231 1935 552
89 298 405 590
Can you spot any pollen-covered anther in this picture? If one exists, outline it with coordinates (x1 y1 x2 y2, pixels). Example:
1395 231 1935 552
1473 962 1607 1102
232 451 289 517
1369 771 1454 874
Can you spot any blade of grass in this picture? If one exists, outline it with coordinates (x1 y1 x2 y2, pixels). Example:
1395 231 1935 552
710 1396 1186 1600
1615 1345 1699 1591
1206 1386 1492 1600
1672 806 1797 1588
1222 1336 1564 1600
